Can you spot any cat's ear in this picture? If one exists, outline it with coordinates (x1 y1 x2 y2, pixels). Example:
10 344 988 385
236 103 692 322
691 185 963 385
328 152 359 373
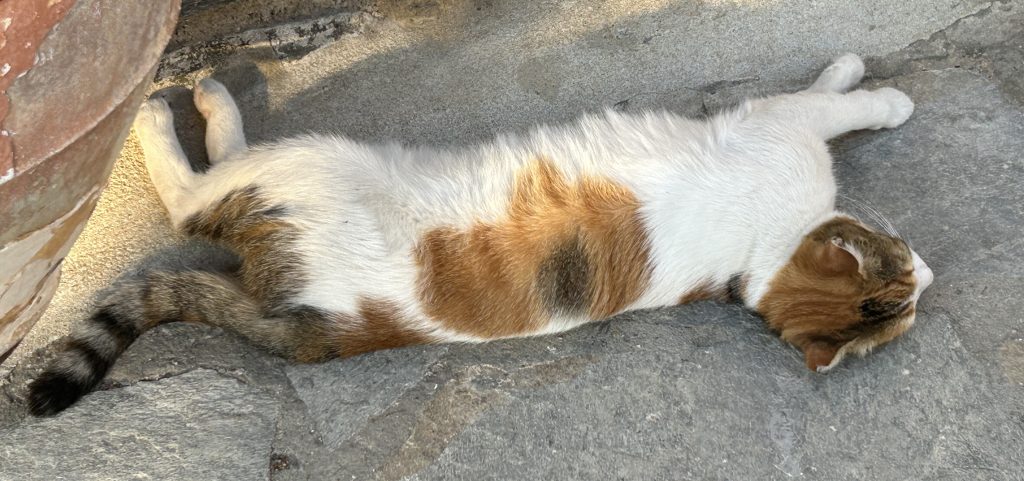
819 236 863 276
803 342 841 372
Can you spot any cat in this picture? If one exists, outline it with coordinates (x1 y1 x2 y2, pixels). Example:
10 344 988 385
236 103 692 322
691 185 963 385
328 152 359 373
28 53 933 416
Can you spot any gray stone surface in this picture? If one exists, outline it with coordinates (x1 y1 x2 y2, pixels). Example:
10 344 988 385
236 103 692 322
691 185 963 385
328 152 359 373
286 346 447 448
1 369 280 481
2 1 1024 480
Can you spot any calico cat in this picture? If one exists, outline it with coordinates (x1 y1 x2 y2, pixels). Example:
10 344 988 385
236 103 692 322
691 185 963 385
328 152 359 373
28 53 933 416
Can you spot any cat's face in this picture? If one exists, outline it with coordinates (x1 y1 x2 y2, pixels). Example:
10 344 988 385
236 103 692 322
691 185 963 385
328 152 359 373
757 216 934 372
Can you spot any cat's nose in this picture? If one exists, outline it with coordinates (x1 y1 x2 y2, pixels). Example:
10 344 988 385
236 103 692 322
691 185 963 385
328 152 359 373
911 251 934 299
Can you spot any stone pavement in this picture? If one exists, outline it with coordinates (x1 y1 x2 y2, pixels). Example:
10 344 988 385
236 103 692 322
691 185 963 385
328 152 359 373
2 1 1023 479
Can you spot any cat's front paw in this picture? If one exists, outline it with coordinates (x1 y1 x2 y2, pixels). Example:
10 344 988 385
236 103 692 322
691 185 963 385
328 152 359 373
875 87 914 128
828 53 865 91
808 52 865 93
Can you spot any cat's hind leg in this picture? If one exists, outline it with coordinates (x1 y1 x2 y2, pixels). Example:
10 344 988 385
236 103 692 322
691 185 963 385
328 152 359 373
133 96 198 227
806 53 865 93
193 78 247 165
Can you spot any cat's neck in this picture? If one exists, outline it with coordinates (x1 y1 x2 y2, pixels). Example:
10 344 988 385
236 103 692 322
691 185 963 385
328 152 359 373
601 108 842 312
635 180 838 311
741 210 841 308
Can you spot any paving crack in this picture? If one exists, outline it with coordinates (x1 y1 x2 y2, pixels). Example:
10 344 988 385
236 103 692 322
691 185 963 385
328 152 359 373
698 76 762 95
866 0 1020 83
102 365 252 391
156 10 377 81
267 359 319 480
908 0 1011 50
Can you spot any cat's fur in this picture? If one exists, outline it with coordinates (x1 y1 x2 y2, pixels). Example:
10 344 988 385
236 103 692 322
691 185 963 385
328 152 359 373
28 53 933 416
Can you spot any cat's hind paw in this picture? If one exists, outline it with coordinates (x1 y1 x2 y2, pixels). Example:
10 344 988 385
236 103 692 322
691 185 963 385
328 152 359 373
133 96 174 137
192 77 247 164
193 78 235 120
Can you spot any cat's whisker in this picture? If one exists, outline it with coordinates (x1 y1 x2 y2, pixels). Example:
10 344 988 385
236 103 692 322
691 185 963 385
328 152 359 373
839 194 902 240
838 194 875 227
870 204 902 240
868 204 899 238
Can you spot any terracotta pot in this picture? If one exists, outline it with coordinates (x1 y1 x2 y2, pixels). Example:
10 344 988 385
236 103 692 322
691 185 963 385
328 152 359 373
0 0 180 362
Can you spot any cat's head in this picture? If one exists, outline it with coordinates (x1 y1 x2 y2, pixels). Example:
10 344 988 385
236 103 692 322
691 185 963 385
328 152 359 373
757 216 933 372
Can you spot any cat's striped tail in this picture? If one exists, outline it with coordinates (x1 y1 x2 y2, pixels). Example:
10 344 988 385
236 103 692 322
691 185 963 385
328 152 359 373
27 269 330 416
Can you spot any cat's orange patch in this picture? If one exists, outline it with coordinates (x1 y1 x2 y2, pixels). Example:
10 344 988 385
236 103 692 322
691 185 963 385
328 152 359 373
677 275 748 305
415 157 652 338
758 257 863 342
677 280 720 305
288 298 432 362
334 299 432 358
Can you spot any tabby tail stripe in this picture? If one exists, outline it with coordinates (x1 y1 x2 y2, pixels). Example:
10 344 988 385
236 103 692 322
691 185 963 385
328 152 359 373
28 308 144 416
